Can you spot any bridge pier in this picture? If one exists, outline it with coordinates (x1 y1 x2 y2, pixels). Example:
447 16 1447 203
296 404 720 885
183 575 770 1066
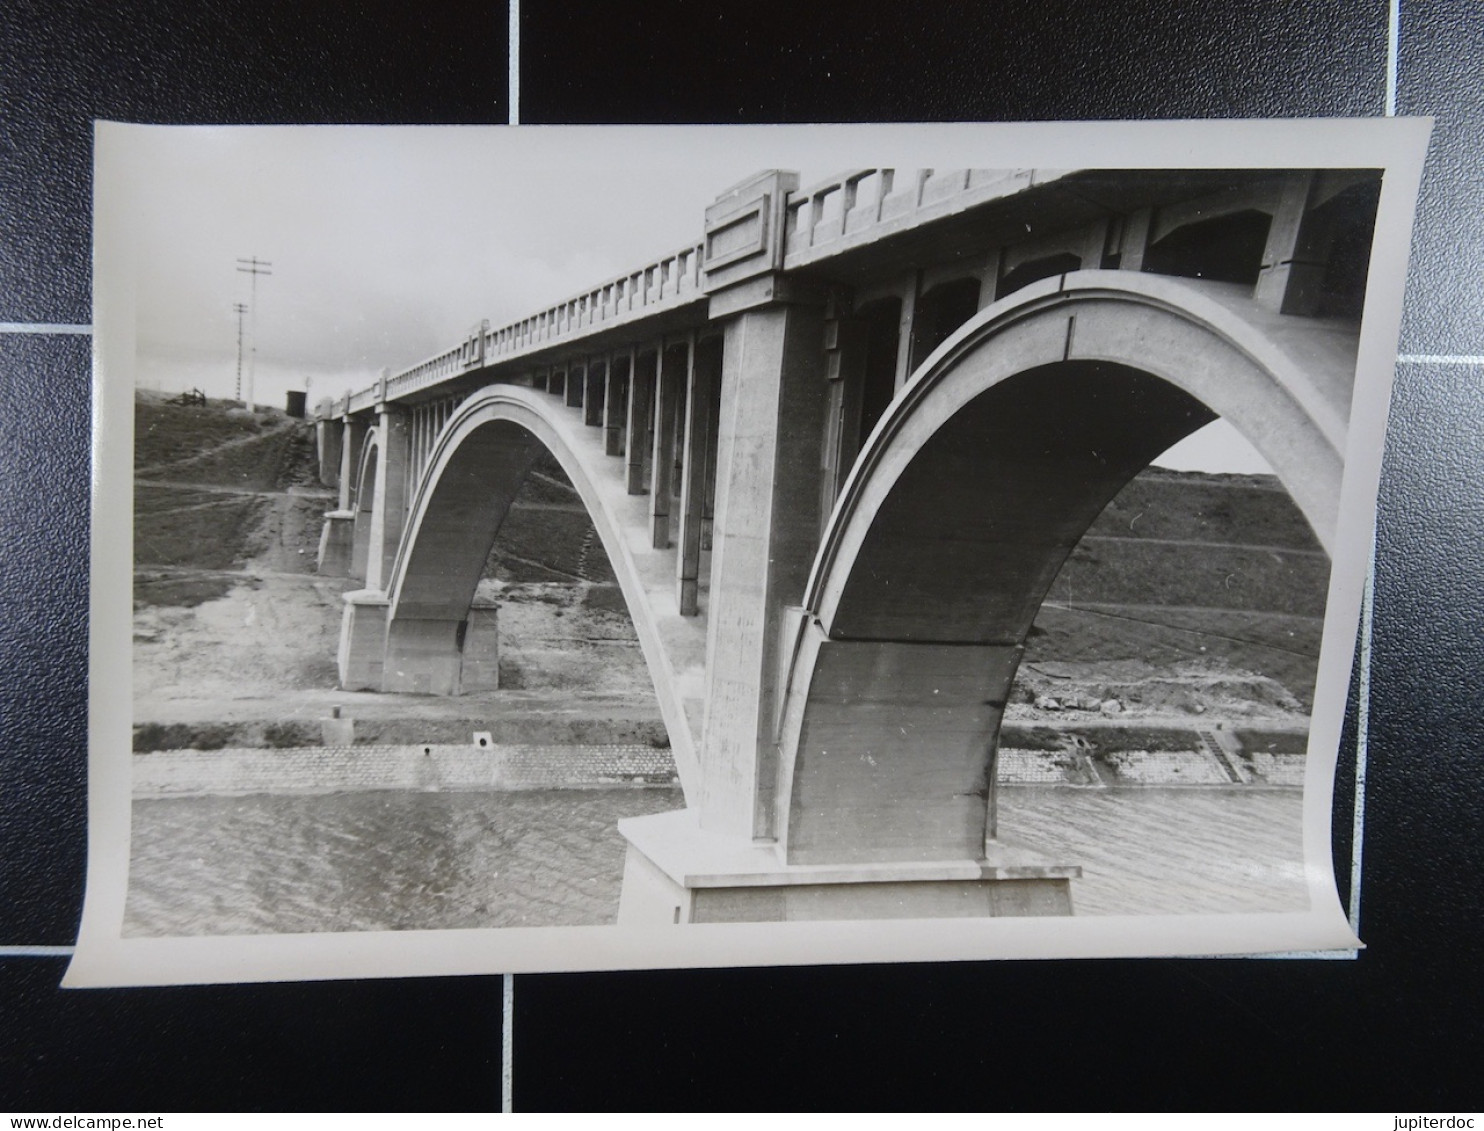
382 604 499 696
340 593 500 696
603 352 629 456
583 358 605 427
625 348 656 494
564 362 585 409
341 415 373 580
382 618 464 695
365 405 410 591
338 588 389 691
774 633 1024 864
315 412 342 488
618 609 1078 923
676 335 721 615
617 809 1074 924
695 296 832 841
337 414 368 511
315 509 355 576
616 171 1104 922
316 411 368 578
649 339 686 549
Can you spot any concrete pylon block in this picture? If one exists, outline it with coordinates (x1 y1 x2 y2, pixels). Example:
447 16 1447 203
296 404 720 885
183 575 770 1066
382 617 463 696
616 809 1076 926
338 589 389 691
460 605 500 693
316 510 355 576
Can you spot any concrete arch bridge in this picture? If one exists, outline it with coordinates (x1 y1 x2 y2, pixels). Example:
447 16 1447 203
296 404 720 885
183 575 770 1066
313 166 1376 923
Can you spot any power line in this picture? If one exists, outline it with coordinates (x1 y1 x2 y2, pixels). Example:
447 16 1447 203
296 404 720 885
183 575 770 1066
232 302 248 401
235 257 273 410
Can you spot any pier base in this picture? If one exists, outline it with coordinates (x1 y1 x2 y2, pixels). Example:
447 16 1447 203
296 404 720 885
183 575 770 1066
316 510 355 576
341 593 500 695
338 589 389 691
381 603 500 695
616 808 1077 925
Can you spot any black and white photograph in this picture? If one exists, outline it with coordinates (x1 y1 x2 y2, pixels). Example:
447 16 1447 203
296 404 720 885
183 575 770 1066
68 120 1427 985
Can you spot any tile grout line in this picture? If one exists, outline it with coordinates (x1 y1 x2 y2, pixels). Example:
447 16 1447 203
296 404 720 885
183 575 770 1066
1387 0 1400 116
0 323 91 334
502 971 515 1111
508 0 519 126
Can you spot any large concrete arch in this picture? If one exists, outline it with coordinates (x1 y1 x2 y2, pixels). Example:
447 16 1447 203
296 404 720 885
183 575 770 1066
775 269 1356 866
382 385 703 800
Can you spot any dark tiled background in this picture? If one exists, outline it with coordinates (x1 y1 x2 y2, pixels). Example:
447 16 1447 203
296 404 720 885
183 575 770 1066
2 0 1480 1110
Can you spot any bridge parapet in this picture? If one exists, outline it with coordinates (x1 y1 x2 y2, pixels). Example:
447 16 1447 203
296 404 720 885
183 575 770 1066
330 163 1373 426
478 242 705 370
340 242 708 417
781 167 1067 268
346 384 376 415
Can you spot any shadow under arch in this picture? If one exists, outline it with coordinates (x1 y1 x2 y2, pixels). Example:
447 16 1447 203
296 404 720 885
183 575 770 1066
382 384 702 801
775 269 1356 866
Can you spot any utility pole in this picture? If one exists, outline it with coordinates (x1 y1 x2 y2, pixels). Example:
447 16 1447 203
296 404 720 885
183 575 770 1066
235 256 273 411
232 302 248 402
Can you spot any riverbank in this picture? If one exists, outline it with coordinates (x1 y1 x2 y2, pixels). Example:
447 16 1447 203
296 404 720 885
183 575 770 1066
134 742 679 798
131 714 1307 798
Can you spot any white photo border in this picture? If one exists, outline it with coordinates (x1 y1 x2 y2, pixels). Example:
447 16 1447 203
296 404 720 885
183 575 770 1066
69 118 1431 987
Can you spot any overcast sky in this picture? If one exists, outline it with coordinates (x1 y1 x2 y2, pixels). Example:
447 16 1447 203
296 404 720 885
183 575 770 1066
120 126 785 407
107 124 1271 473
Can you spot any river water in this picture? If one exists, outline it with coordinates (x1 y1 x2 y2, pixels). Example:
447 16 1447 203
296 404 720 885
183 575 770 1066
124 785 1306 937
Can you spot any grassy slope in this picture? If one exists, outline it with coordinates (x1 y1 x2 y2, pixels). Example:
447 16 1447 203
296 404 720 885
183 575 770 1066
1024 468 1327 708
133 393 323 606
